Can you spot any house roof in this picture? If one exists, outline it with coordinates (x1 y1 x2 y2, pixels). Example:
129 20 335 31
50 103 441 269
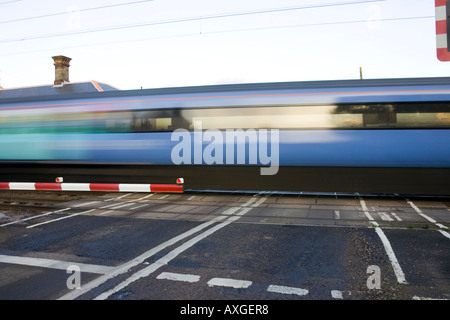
0 80 119 99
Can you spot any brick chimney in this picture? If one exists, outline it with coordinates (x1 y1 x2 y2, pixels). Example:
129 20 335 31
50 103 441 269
52 55 71 85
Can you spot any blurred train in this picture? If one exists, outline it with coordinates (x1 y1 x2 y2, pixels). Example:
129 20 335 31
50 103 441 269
0 77 449 195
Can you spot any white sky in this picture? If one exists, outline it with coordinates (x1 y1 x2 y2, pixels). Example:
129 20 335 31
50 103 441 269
0 0 448 90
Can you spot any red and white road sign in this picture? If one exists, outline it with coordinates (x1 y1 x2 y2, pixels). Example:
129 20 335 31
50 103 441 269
436 0 450 61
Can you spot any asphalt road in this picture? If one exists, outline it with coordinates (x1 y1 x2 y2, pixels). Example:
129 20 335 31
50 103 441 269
0 191 449 310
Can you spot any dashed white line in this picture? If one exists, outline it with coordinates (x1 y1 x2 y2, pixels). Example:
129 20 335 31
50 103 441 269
331 290 343 299
267 285 308 296
90 196 266 300
157 272 200 283
208 278 252 289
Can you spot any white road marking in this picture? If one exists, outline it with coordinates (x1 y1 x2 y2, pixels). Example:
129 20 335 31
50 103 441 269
0 208 71 227
27 209 95 229
374 227 407 284
359 196 407 284
412 295 449 300
379 212 394 221
73 201 100 208
358 196 375 221
158 195 170 200
90 196 266 300
208 278 252 289
334 211 340 219
331 290 343 299
438 229 450 240
390 212 402 221
407 200 437 223
0 254 116 274
58 214 229 300
107 202 136 210
134 194 154 201
407 200 450 239
103 193 132 202
267 285 308 296
156 272 200 283
130 204 148 210
187 196 196 201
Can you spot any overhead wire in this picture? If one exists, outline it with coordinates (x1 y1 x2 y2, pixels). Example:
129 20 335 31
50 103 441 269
0 0 155 24
0 0 387 44
0 14 435 57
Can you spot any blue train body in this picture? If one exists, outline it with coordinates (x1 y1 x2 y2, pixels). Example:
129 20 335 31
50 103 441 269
1 77 450 171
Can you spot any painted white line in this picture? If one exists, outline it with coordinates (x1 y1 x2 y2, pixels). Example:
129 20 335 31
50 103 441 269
0 208 71 227
158 195 170 199
27 209 95 229
379 212 394 222
100 203 121 209
91 196 263 300
103 193 132 202
407 200 437 223
267 285 308 296
374 227 407 284
108 202 136 210
359 198 375 221
73 201 101 208
99 210 114 216
391 212 402 221
251 197 267 207
438 230 450 240
407 200 450 239
359 196 406 284
331 290 343 299
208 278 252 289
130 204 148 210
412 295 449 300
134 194 154 201
187 196 196 201
58 214 228 300
0 254 116 274
334 211 340 219
156 272 200 283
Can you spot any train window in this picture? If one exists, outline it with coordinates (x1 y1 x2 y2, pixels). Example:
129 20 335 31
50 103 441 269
178 102 450 130
1 102 449 135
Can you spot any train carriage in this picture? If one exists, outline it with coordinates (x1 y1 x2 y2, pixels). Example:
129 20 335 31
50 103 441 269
0 77 449 195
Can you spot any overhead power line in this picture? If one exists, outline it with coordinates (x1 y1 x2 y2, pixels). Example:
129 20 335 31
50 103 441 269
0 0 155 24
0 14 434 58
0 0 386 44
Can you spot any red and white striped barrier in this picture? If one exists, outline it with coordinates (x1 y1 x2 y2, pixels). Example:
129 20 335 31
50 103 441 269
0 181 183 193
436 0 450 61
